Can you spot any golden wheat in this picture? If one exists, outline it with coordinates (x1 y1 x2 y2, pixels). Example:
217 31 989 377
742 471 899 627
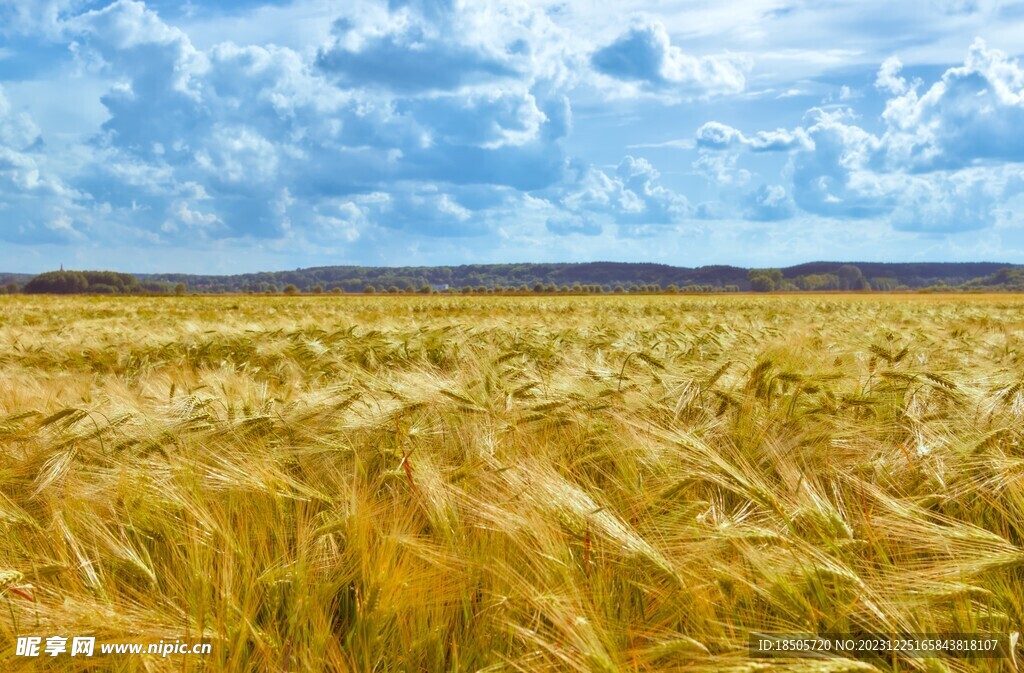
0 294 1022 671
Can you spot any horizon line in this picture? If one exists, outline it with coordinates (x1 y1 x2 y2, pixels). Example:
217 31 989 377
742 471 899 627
2 260 1021 277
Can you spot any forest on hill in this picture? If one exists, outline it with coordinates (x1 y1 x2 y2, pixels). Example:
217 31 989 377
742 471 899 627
2 262 1023 294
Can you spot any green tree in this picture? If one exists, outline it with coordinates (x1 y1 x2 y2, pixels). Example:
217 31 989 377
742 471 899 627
989 267 1024 288
747 268 783 292
795 274 839 291
837 264 865 291
174 283 186 295
364 285 376 293
139 281 172 294
88 283 118 294
311 285 324 294
870 277 898 291
749 276 773 292
23 271 89 294
283 284 299 295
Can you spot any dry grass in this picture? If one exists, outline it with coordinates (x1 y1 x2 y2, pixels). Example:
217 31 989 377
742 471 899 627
1 294 1023 671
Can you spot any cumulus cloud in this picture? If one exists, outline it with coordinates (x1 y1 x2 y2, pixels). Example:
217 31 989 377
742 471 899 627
162 200 223 235
338 187 487 236
545 213 601 236
313 184 555 241
0 86 43 150
70 0 207 95
889 170 1001 232
60 3 311 238
560 156 690 229
7 0 1024 261
0 0 652 253
0 87 90 244
782 97 1018 232
875 56 909 95
690 40 1024 232
20 0 581 248
315 0 576 96
0 0 77 37
591 20 747 96
881 39 1024 171
693 121 744 150
398 90 550 149
695 121 812 152
692 152 751 186
745 184 795 221
789 107 895 218
316 25 516 94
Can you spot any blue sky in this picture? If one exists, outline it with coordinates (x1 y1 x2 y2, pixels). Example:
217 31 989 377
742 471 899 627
3 0 1024 272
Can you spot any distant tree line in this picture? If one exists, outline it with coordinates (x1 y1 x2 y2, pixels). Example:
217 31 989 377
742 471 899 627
960 267 1024 292
21 270 140 294
4 262 1024 295
136 261 1013 294
747 264 872 292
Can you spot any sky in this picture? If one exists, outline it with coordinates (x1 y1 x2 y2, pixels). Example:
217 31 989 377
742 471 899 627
3 1 1024 273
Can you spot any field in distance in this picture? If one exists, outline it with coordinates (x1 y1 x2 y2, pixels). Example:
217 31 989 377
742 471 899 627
1 294 1022 671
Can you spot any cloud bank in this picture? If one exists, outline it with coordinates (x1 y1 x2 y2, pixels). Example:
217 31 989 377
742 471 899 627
1 0 1024 269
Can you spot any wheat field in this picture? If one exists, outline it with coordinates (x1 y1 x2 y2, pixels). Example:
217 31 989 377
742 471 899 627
1 294 1023 672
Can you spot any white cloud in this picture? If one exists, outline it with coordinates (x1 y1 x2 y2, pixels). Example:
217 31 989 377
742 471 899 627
695 121 812 152
687 40 1024 232
745 184 795 221
197 126 280 184
5 0 1024 265
0 85 43 150
0 0 78 38
0 88 94 245
789 107 893 219
560 155 690 229
163 200 223 234
591 19 748 98
70 0 208 97
875 55 909 95
889 169 1003 232
881 39 1024 171
692 152 751 186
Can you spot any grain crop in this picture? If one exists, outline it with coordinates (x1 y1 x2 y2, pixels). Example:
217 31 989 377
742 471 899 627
1 294 1023 672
